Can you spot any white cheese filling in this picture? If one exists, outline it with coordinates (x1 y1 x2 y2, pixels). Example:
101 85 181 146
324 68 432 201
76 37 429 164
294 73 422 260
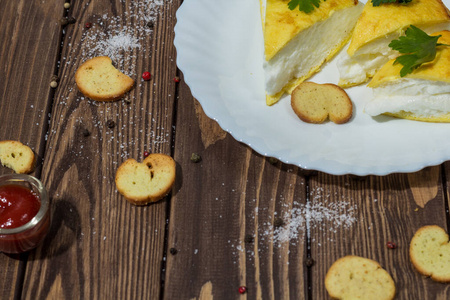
365 79 450 117
263 2 364 96
338 23 450 85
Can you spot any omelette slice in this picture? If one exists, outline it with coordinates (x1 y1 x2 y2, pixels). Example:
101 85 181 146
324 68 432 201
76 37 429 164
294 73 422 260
262 0 363 106
338 0 450 87
365 30 450 122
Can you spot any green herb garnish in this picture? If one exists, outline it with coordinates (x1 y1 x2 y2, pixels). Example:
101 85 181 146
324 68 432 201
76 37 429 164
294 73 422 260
288 0 322 13
371 0 412 6
389 25 448 77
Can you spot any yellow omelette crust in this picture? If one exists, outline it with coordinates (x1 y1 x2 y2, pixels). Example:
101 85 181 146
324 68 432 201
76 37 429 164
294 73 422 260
348 0 450 56
369 31 450 122
384 111 450 122
264 0 358 61
368 30 450 87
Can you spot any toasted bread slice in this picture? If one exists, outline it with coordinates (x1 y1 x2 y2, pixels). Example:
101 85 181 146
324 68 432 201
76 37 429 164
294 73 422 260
410 225 450 282
75 56 134 101
365 30 450 122
0 140 35 174
261 0 363 105
325 255 395 300
291 82 353 124
115 154 176 205
338 0 450 87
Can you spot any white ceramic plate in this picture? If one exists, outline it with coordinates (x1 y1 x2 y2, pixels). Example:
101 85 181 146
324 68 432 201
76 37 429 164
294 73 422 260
174 0 450 176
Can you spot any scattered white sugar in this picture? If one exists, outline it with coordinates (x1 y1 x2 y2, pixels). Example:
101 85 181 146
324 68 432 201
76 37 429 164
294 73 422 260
64 0 171 74
271 199 357 245
90 30 141 62
37 0 174 165
228 187 359 262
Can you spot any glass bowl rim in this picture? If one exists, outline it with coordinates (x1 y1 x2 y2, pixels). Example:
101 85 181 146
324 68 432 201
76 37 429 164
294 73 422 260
0 174 49 235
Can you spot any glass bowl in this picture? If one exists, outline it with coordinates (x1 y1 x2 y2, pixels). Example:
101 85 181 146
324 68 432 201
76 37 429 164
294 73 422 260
0 174 50 253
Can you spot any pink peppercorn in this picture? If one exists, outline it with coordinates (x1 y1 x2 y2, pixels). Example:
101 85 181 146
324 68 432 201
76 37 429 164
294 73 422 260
387 241 397 249
238 286 247 294
142 71 151 81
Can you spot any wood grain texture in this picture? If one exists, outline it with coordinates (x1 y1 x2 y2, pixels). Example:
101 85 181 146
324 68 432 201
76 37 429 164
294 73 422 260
165 73 308 298
408 166 440 208
0 0 62 298
0 253 25 300
310 170 450 299
19 0 180 299
2 1 450 299
0 0 61 172
193 100 227 149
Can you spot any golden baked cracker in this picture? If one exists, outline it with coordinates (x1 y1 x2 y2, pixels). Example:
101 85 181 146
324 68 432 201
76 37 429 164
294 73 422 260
75 56 134 101
410 225 450 282
0 140 35 174
291 82 353 124
115 153 176 205
325 255 396 300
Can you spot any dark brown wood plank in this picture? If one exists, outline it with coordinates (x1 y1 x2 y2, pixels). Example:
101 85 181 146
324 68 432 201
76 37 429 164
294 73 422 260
164 77 309 298
20 0 180 298
310 167 450 299
0 0 62 298
0 0 61 150
2 0 449 299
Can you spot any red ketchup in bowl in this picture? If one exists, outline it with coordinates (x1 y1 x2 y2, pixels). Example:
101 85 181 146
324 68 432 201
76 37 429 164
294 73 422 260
0 185 41 229
0 174 50 253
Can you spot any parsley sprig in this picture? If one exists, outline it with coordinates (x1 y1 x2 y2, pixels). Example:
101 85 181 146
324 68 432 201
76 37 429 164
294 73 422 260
288 0 322 13
371 0 412 6
389 25 449 77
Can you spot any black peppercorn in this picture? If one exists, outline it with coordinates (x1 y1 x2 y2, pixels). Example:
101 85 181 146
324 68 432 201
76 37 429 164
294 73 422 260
305 257 315 267
244 234 254 244
67 17 76 24
190 153 201 163
82 129 90 137
106 120 115 129
273 217 284 228
169 248 178 255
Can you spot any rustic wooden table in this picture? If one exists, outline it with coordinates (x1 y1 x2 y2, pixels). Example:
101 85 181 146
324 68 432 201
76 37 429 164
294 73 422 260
1 0 450 299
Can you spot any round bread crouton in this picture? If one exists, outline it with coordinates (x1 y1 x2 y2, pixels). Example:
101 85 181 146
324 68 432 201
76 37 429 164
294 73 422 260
75 56 134 101
410 225 450 282
325 255 395 300
291 82 353 124
0 140 35 174
115 153 176 205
